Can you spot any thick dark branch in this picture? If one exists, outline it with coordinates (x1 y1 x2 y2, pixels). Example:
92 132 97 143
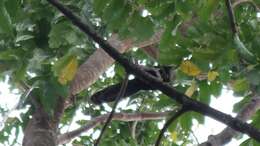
155 108 188 146
226 0 238 35
91 66 173 104
58 112 170 145
46 0 260 142
200 96 260 146
23 95 55 146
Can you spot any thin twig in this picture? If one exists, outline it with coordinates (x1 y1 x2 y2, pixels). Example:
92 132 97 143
225 0 238 35
226 0 254 61
232 0 260 11
131 98 145 140
94 73 129 146
155 108 188 146
190 129 200 145
131 121 138 140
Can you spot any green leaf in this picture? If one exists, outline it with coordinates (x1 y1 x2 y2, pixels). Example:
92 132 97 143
0 1 13 35
199 0 218 22
128 12 154 41
180 113 192 132
48 21 78 48
48 78 69 98
14 62 27 81
159 47 189 65
175 0 192 17
52 52 77 77
209 81 222 97
246 69 260 85
180 60 202 77
218 48 239 66
218 67 231 83
256 85 260 95
232 78 249 95
1 1 260 145
15 35 34 43
93 0 111 16
175 70 192 83
35 19 51 48
159 15 188 65
251 110 260 129
171 143 179 146
154 94 176 109
58 56 78 85
42 77 69 112
102 0 125 22
0 50 18 61
233 96 251 113
198 81 211 104
252 36 260 58
240 138 260 146
192 48 217 61
106 3 131 32
240 139 252 146
151 1 175 20
159 15 181 49
253 139 260 145
4 0 20 21
192 112 205 124
207 71 219 81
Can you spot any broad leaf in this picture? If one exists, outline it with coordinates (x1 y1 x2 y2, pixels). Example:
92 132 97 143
207 71 219 82
0 1 13 35
231 78 249 95
180 60 201 77
53 54 78 85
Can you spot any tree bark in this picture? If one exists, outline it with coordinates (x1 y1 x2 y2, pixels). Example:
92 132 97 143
23 102 57 146
57 112 170 144
69 31 162 96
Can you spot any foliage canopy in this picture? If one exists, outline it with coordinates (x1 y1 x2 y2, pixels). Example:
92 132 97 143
0 0 260 145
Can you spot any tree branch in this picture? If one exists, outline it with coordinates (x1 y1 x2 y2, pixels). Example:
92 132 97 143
233 0 260 10
66 29 163 109
57 112 170 145
226 0 238 35
200 96 260 146
155 108 188 146
52 96 65 130
94 73 129 146
46 0 260 142
69 30 163 96
90 66 173 104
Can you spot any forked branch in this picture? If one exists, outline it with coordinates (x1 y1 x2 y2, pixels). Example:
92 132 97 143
46 0 260 142
94 73 129 146
155 107 188 146
58 112 170 145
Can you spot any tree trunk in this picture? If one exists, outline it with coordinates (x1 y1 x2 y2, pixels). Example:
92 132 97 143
22 111 57 146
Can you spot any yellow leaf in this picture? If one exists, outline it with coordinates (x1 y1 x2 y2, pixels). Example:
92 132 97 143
185 80 197 97
170 131 178 142
180 60 201 76
207 71 219 81
58 56 78 85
